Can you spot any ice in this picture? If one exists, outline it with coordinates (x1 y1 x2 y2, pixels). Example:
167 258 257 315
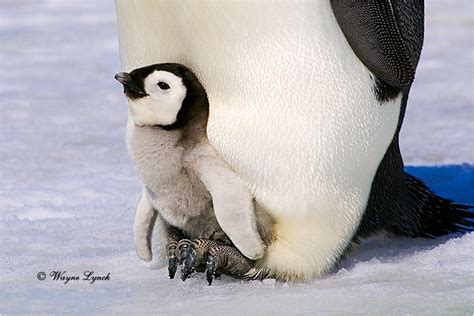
1 0 473 314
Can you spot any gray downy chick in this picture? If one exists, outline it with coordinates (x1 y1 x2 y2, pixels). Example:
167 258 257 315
115 63 270 283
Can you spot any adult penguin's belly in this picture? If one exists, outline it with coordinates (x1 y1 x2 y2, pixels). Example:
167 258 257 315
116 1 401 279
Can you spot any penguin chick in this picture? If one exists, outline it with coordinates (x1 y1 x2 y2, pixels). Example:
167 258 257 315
115 63 265 278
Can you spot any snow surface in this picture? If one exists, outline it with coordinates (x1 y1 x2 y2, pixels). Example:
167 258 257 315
0 0 473 314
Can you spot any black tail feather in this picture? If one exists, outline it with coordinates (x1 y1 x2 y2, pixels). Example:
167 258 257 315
354 138 473 242
403 173 474 238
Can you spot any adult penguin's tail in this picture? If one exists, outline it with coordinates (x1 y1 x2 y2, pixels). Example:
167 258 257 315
355 144 474 242
400 173 474 238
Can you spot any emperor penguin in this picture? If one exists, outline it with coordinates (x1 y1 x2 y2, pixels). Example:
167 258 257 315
115 63 269 282
115 1 474 281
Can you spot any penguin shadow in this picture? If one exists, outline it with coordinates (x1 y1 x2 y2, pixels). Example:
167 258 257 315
338 233 458 271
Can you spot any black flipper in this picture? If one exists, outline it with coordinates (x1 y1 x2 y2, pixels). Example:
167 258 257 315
330 0 424 91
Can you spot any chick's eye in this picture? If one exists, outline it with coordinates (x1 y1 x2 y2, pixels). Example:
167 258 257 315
157 81 170 90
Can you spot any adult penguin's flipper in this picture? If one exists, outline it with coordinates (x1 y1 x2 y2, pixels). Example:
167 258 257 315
330 0 424 89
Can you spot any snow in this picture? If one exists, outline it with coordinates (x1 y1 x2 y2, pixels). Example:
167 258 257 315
0 0 473 314
400 0 474 165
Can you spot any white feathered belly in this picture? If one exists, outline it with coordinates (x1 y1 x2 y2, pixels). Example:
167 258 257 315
116 0 401 280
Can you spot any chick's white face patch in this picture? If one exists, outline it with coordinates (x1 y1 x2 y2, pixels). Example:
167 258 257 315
127 70 187 126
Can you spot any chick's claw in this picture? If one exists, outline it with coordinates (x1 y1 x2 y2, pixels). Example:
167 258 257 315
165 239 191 280
176 239 192 264
166 240 178 279
205 254 216 285
168 238 256 284
181 246 196 281
181 239 222 281
205 245 255 285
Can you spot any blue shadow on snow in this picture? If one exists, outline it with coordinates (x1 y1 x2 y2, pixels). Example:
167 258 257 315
405 164 474 205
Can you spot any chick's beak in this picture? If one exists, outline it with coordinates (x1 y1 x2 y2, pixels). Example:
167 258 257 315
114 72 146 96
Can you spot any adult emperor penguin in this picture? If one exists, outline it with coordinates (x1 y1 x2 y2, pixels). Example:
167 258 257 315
115 1 473 281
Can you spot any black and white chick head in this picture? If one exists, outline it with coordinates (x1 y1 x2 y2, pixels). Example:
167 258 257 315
115 63 207 129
